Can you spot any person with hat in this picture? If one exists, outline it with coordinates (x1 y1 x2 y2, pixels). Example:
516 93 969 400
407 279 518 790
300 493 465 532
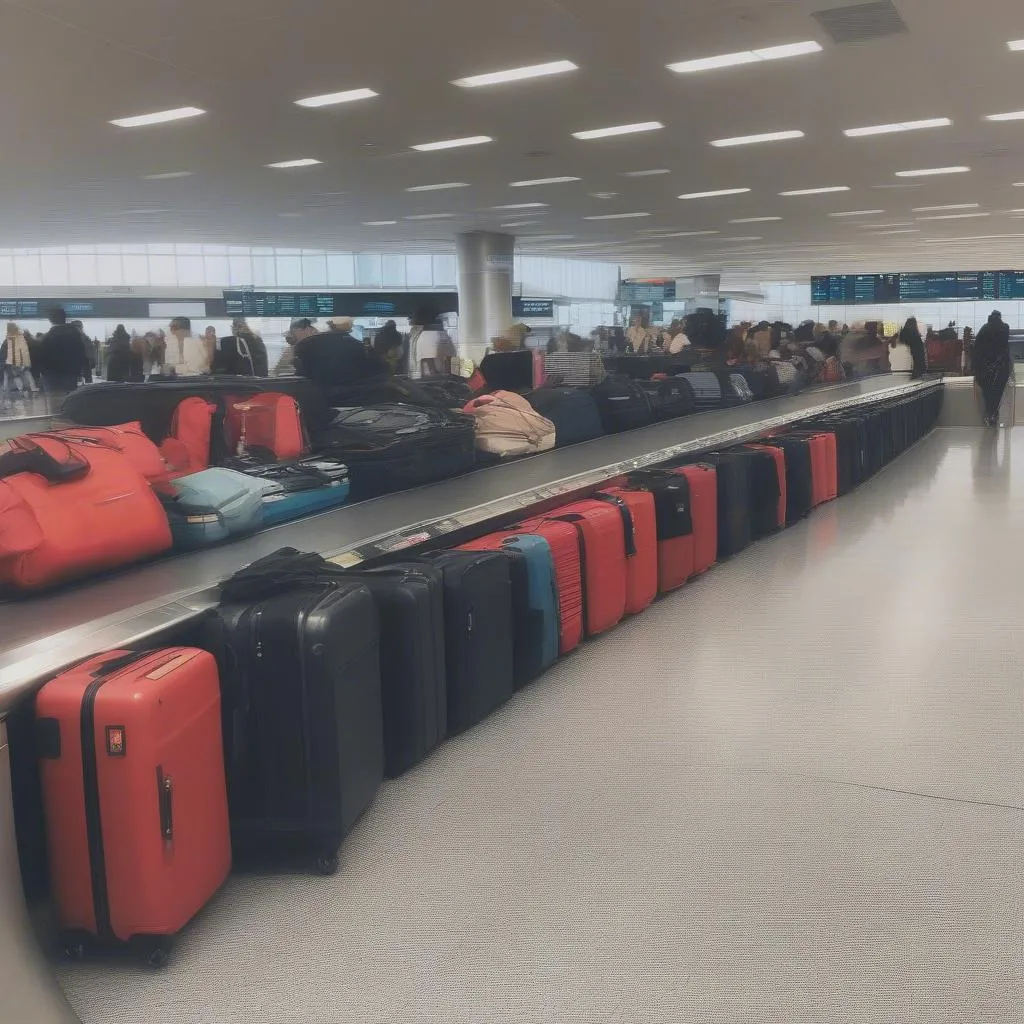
293 313 385 391
277 318 317 376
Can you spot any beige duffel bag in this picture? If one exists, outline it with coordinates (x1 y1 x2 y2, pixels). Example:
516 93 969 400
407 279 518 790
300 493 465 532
461 390 556 458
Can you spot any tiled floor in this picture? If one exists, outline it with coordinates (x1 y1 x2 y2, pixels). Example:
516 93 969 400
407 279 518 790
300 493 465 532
57 428 1024 1024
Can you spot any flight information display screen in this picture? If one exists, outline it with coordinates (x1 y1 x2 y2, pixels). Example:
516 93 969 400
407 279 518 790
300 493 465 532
812 271 1022 303
618 281 677 303
224 292 335 317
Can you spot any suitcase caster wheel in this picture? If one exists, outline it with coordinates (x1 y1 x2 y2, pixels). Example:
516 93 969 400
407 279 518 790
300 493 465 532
315 852 339 876
62 942 86 962
145 946 169 970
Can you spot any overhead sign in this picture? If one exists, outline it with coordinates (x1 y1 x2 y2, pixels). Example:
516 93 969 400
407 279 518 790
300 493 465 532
811 271 1018 304
0 297 218 319
512 297 554 318
222 291 458 319
618 280 677 303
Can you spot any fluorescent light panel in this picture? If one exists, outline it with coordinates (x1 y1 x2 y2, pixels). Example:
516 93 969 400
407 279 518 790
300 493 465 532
509 176 581 187
916 212 991 220
872 228 920 234
828 209 884 217
295 88 377 108
492 202 548 210
711 129 803 147
722 236 763 241
405 213 455 220
411 136 492 151
500 220 543 227
363 220 397 226
142 171 193 180
573 122 663 140
843 117 950 137
266 158 322 168
583 212 650 220
678 187 751 199
110 106 205 128
859 221 914 228
406 182 469 191
729 216 781 223
895 166 969 177
912 203 980 212
668 40 821 74
985 110 1024 121
453 60 577 88
779 185 849 195
639 230 719 237
1008 39 1024 50
622 169 671 177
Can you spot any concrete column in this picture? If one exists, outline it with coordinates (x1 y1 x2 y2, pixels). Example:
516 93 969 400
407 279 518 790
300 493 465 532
456 231 514 365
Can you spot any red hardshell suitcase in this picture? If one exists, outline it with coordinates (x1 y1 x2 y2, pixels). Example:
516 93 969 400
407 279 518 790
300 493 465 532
744 444 787 531
596 487 658 615
226 393 308 461
627 470 696 593
545 499 627 636
670 464 717 575
515 517 584 654
788 431 837 505
159 397 216 477
35 648 231 964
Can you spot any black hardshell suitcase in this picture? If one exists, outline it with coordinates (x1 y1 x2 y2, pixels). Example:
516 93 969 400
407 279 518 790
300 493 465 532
677 372 723 412
733 447 782 539
763 438 813 525
424 550 515 734
359 564 448 777
636 377 697 421
810 416 864 495
312 404 477 500
213 582 384 873
697 453 753 558
589 377 655 433
525 387 605 447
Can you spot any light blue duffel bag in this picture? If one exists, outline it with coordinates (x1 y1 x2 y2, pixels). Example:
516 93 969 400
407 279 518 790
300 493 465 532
162 468 269 550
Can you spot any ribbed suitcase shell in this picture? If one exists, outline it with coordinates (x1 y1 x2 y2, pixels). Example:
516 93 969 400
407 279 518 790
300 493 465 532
744 444 787 531
670 464 717 574
515 517 585 655
545 499 628 636
36 648 230 952
627 470 695 593
677 372 722 411
596 487 658 615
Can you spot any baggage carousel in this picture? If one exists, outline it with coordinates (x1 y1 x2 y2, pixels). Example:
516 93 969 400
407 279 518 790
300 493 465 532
0 372 939 1024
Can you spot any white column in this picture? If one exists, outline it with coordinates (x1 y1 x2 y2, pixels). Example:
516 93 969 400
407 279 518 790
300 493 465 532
455 232 515 365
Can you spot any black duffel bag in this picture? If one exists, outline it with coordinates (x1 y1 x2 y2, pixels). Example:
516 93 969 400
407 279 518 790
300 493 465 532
310 404 476 500
589 377 655 433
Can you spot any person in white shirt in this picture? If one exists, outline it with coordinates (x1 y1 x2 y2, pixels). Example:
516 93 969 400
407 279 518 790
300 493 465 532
667 318 691 354
409 306 455 379
167 316 211 376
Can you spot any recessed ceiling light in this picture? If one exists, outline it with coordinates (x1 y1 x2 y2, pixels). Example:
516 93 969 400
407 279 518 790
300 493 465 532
859 221 914 228
492 202 548 210
678 187 751 200
722 236 763 241
668 40 822 74
985 110 1024 121
589 192 618 200
640 230 720 237
711 129 804 147
500 220 544 227
266 158 322 169
871 228 920 234
1008 39 1024 50
110 106 205 128
843 117 951 137
406 213 456 220
452 60 578 88
295 88 378 108
916 212 991 220
520 234 575 241
572 122 663 140
912 203 980 212
509 176 581 187
363 220 397 226
828 209 885 217
895 166 969 177
583 212 651 220
621 169 671 177
779 185 849 196
406 182 469 192
141 170 194 180
729 216 782 223
411 136 492 152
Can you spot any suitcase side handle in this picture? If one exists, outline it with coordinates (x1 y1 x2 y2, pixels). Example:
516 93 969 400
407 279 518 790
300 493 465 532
157 768 173 840
89 650 153 679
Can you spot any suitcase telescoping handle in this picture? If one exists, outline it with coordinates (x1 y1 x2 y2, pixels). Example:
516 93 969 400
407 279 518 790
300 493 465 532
88 650 154 679
157 769 173 840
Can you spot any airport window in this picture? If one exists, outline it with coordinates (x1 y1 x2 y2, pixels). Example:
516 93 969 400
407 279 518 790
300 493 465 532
148 254 177 286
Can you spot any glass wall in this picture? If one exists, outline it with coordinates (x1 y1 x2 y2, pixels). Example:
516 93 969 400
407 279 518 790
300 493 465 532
728 282 1024 333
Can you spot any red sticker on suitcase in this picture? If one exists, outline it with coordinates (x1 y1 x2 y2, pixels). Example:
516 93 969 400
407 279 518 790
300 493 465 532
106 726 127 757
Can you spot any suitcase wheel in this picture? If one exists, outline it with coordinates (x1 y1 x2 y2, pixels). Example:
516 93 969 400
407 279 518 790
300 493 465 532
60 934 89 962
131 935 172 970
315 850 340 876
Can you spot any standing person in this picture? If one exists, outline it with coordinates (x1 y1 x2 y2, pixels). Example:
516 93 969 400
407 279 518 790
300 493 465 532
3 322 33 394
231 318 269 377
37 306 93 405
372 319 405 374
106 329 145 382
899 317 927 379
165 316 210 376
408 306 455 379
277 318 317 376
973 310 1011 427
293 315 385 389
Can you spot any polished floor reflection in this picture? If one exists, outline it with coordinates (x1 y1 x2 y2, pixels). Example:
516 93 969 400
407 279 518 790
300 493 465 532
56 428 1024 1024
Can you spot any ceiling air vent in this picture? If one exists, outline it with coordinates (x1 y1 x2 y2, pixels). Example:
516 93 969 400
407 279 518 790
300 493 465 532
812 1 908 44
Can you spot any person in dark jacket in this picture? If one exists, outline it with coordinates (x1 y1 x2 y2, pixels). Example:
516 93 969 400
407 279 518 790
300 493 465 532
372 319 405 374
899 317 927 379
973 310 1011 427
105 331 145 382
293 316 386 393
232 318 269 377
37 306 92 402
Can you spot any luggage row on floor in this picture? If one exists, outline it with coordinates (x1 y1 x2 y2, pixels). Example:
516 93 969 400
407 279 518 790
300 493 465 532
29 384 942 965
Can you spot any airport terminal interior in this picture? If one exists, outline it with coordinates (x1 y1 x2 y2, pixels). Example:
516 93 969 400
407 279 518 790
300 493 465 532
1 1 1022 1022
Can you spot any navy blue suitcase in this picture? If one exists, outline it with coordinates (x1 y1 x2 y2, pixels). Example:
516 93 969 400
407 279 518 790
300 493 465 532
677 372 722 412
524 387 604 447
459 533 559 687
